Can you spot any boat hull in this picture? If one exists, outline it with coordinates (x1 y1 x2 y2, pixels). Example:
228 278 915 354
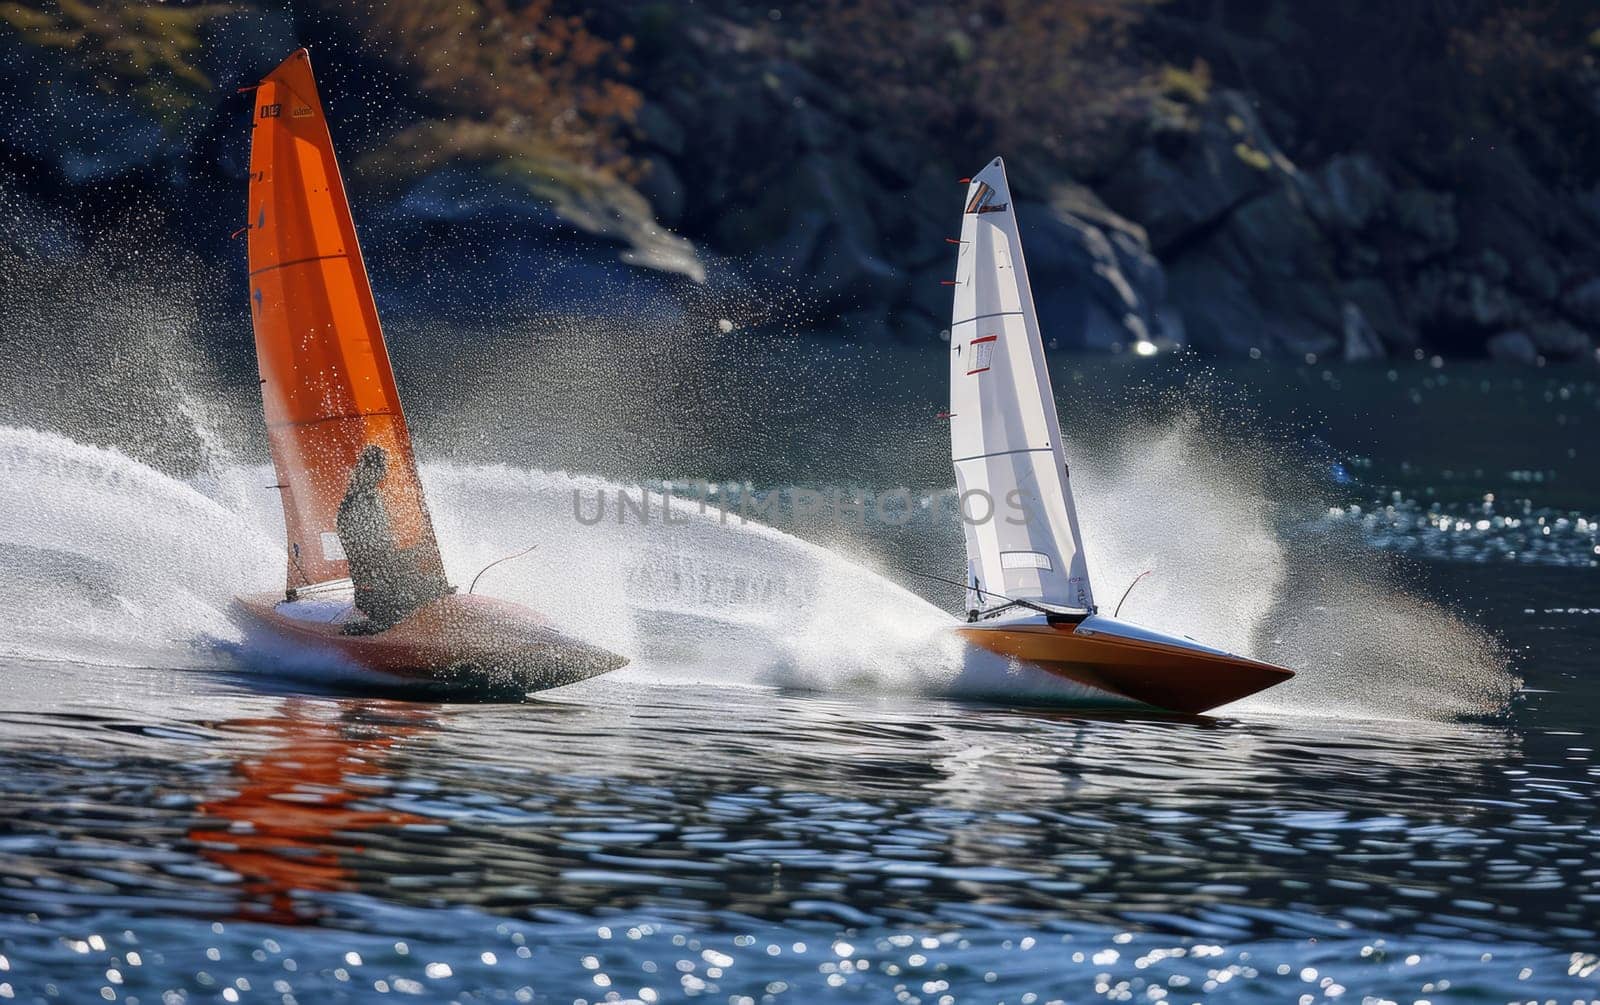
232 592 627 699
954 616 1293 714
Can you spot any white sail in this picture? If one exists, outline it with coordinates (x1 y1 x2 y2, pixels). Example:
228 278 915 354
949 158 1095 614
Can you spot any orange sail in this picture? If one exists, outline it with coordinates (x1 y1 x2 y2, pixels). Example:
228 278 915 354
247 49 445 595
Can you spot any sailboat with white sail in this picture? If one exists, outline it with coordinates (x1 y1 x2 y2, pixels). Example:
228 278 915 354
231 49 626 697
944 158 1293 714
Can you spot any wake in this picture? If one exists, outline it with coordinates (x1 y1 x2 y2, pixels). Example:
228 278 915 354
0 425 970 693
0 182 1521 720
0 422 1518 720
1072 414 1518 720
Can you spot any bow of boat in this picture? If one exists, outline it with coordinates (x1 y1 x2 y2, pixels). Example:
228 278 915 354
954 613 1293 714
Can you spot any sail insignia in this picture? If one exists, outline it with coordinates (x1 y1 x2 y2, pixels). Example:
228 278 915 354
964 181 1010 215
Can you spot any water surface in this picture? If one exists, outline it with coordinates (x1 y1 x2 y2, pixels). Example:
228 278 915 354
1 342 1597 1003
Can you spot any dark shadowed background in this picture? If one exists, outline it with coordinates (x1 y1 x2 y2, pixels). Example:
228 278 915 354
2 0 1598 363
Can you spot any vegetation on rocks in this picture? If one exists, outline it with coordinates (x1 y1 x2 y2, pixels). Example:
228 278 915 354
324 0 643 186
0 0 1596 362
799 0 1155 172
0 0 235 123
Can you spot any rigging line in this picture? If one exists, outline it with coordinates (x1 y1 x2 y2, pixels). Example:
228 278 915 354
893 565 1057 619
1114 570 1153 618
283 528 314 589
468 545 539 595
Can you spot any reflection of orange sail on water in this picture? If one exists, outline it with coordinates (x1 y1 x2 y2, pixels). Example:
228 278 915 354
190 700 430 924
248 48 444 594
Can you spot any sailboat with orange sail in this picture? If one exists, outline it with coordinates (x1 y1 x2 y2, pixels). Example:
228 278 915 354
232 49 626 697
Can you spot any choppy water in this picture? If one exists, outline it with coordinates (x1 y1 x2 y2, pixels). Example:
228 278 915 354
1 284 1598 1002
2 668 1599 1003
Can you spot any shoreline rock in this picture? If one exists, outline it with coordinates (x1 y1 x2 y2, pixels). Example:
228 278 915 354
0 2 1595 364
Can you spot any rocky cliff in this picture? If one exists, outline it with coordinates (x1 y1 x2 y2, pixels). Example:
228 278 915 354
2 0 1596 363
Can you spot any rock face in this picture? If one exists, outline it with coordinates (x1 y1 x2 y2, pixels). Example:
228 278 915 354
1097 93 1390 358
0 4 702 323
626 20 1179 351
0 3 1596 363
1015 193 1175 351
1088 77 1598 362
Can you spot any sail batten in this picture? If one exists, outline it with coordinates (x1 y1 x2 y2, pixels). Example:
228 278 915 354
249 252 353 277
954 311 1025 325
247 48 445 595
952 446 1056 464
948 158 1095 614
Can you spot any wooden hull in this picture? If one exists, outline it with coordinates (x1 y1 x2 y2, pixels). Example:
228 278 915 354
232 592 627 699
955 617 1293 714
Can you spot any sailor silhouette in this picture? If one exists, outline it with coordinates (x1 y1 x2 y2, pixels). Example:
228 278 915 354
336 445 448 633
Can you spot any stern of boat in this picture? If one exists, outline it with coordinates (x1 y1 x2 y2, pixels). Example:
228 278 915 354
230 591 628 699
